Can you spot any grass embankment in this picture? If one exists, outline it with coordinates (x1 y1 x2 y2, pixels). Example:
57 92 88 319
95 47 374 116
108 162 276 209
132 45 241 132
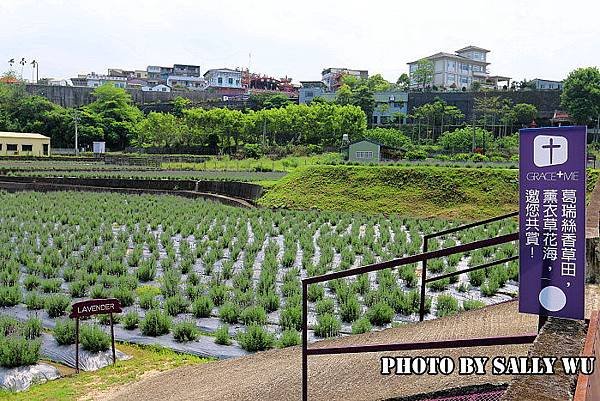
258 165 600 220
0 343 210 401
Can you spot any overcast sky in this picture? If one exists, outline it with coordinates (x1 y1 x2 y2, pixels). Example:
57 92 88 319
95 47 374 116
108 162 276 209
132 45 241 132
1 0 598 84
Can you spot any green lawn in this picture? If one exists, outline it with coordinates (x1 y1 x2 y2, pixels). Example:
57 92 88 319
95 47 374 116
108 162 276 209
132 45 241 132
259 165 600 220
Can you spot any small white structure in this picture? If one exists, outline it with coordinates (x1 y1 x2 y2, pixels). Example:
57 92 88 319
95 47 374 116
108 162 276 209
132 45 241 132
141 84 171 92
92 141 106 154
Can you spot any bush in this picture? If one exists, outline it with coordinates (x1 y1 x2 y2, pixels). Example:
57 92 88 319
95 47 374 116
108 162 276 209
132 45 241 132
480 278 500 297
468 269 486 287
122 311 140 330
23 316 42 340
164 294 189 316
136 259 157 282
139 293 159 310
405 149 427 160
219 302 239 324
315 299 335 316
279 329 301 348
45 294 71 318
237 324 274 352
0 285 22 307
112 287 135 307
214 325 231 346
140 309 171 336
209 285 228 306
53 319 76 345
192 295 214 318
367 302 394 326
339 296 361 323
80 324 111 353
279 306 301 331
25 292 46 310
172 321 200 342
0 336 41 368
307 284 324 302
313 313 341 338
436 294 459 317
351 316 372 334
258 291 280 313
463 299 486 311
240 305 267 326
69 280 88 298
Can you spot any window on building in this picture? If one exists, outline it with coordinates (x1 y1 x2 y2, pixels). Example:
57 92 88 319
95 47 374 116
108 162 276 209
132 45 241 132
162 88 167 92
460 63 470 71
236 80 240 85
373 116 378 124
228 78 233 85
388 95 395 101
43 144 49 156
0 144 2 150
460 76 469 84
7 144 17 151
356 151 374 159
447 61 456 70
218 77 223 85
446 74 455 83
21 144 33 152
305 91 314 98
381 116 389 124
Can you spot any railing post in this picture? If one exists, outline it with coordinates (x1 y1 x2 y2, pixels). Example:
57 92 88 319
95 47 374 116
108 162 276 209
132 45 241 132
302 280 308 401
419 235 429 322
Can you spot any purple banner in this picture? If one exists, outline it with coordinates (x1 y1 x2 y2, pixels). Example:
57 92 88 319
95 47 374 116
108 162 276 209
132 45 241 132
519 126 586 320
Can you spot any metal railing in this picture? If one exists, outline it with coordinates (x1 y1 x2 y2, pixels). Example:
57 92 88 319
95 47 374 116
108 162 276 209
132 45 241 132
301 212 522 401
420 211 519 320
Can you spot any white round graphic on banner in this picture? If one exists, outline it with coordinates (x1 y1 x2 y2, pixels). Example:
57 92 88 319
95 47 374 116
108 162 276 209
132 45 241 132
538 286 567 312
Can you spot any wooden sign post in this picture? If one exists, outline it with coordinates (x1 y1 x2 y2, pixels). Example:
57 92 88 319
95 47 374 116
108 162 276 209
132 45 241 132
69 298 122 373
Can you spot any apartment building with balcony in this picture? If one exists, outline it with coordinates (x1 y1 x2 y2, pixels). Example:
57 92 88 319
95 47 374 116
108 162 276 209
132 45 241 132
408 46 510 90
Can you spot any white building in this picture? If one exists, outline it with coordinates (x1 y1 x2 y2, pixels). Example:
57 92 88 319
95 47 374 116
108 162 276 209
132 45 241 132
531 78 563 90
166 76 207 91
71 73 127 88
141 84 171 92
203 68 243 89
408 46 510 90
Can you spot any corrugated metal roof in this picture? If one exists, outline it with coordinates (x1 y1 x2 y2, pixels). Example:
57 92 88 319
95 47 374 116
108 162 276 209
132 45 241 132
0 132 50 140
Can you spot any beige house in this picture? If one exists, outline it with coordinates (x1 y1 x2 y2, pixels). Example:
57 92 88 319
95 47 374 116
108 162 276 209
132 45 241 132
0 132 50 157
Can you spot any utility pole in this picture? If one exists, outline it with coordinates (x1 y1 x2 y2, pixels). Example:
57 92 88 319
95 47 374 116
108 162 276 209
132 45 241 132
73 110 80 156
472 111 477 152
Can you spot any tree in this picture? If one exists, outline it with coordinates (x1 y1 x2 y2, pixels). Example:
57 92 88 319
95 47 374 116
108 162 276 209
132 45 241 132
172 96 191 117
561 67 600 125
438 127 494 153
512 103 538 126
395 73 410 91
365 74 391 92
412 59 434 90
335 84 353 106
362 127 411 149
86 84 143 149
248 93 291 110
135 112 182 147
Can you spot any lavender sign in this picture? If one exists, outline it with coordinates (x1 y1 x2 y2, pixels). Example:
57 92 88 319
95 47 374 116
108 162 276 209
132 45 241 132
519 126 586 320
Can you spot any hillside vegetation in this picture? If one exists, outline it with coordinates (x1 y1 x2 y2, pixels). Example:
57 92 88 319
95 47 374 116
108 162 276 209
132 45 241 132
258 165 600 220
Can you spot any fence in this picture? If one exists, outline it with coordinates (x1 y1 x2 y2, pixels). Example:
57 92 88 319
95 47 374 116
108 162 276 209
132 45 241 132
574 310 600 401
420 211 519 320
301 212 529 401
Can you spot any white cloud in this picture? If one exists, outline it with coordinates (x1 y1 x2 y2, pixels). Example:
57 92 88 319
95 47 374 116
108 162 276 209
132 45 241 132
1 0 598 83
